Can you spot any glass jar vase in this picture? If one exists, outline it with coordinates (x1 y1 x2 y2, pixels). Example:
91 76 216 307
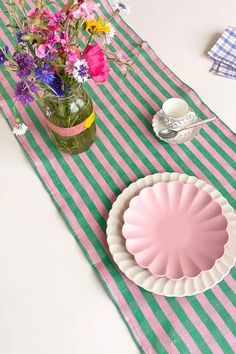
42 84 96 154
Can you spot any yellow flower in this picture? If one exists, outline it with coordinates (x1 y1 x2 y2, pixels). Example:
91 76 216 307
85 18 111 34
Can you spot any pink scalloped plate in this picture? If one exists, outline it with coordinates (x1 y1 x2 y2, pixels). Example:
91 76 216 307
122 181 229 280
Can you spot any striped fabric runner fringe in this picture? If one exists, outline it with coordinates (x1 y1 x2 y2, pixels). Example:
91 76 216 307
0 1 235 353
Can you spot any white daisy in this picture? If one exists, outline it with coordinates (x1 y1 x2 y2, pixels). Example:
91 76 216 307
112 0 130 15
13 123 28 136
73 59 89 83
105 23 116 45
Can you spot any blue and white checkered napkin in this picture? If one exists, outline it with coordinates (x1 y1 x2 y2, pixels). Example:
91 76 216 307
208 26 236 79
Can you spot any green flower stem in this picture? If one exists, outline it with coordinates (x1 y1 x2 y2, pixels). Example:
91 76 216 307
86 33 94 47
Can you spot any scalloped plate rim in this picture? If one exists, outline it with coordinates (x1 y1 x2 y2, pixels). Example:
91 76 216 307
106 173 236 297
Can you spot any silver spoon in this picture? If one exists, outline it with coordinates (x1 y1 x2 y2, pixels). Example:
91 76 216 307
159 117 216 139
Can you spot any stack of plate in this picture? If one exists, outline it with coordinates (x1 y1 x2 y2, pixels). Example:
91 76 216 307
106 173 236 297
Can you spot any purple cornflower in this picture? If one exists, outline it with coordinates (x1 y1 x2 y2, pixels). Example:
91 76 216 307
15 80 38 105
16 32 24 44
35 64 55 84
112 0 130 15
49 75 64 96
0 46 9 65
14 53 34 78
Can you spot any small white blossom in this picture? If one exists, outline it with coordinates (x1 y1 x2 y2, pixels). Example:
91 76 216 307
46 108 52 117
116 50 128 62
115 50 129 74
70 102 79 113
13 123 28 136
105 23 116 45
73 59 89 83
112 1 130 15
76 98 85 108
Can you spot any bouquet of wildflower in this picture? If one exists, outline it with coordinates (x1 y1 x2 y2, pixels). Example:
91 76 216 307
0 0 134 136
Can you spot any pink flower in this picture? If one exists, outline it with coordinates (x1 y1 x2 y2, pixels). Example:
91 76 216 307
65 50 80 74
35 44 47 58
73 0 100 20
41 9 54 20
27 9 36 17
30 25 41 33
60 33 68 47
48 20 59 31
83 44 110 84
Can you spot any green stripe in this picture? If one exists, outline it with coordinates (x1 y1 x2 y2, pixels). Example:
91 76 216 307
192 139 236 189
218 272 236 307
200 130 236 168
204 291 236 336
166 298 212 354
92 83 173 172
205 122 235 151
188 297 234 353
142 290 194 354
92 88 171 173
180 144 235 207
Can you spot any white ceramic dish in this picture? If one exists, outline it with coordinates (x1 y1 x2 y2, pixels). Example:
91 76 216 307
106 173 236 297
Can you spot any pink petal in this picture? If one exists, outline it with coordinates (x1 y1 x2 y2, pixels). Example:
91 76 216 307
35 44 47 58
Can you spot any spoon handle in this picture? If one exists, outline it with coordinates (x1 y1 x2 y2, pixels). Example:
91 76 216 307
184 117 216 130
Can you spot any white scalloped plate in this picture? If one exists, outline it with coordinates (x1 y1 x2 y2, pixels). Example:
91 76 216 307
106 173 236 297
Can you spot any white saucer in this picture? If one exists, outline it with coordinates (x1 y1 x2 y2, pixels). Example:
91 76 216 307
152 110 201 144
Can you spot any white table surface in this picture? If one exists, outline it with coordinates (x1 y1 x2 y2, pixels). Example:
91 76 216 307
0 1 235 353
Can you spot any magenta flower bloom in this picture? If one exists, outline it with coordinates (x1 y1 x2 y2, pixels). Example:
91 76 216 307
15 80 37 105
14 53 34 78
84 44 110 84
54 12 66 21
